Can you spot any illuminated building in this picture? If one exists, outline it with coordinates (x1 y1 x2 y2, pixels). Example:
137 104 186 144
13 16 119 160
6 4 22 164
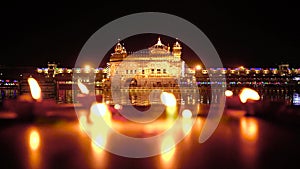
107 37 185 88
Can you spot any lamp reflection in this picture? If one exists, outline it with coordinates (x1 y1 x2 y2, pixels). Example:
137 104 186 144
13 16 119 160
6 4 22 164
240 118 259 142
28 128 41 169
161 135 176 161
29 129 40 151
181 109 193 135
90 102 111 148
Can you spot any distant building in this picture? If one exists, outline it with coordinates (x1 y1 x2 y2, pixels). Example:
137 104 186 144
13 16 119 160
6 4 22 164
108 37 186 88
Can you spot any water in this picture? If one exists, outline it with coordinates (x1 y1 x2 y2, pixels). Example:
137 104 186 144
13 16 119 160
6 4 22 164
0 114 298 169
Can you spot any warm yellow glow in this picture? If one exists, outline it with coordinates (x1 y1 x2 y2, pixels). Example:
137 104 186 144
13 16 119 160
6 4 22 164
78 115 87 133
29 129 40 151
239 88 260 103
182 109 192 118
90 103 111 126
165 106 177 120
225 90 233 97
91 137 104 153
85 65 91 69
195 65 202 70
89 103 111 150
160 92 177 107
28 128 41 169
240 118 258 142
27 77 42 101
77 80 89 94
161 136 175 161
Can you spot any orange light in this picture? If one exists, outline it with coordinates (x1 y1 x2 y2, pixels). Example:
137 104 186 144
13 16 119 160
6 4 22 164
78 80 89 94
27 77 42 101
240 118 258 142
90 103 111 126
195 65 202 70
29 129 40 151
161 136 175 161
239 88 260 103
225 90 233 97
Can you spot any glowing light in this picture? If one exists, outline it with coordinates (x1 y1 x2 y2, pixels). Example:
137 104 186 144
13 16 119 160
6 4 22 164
91 137 105 153
160 92 177 107
78 115 87 133
90 103 111 126
77 80 89 94
225 90 233 97
84 65 91 69
29 129 40 151
195 65 202 70
161 136 175 161
239 88 260 103
182 109 192 118
114 104 122 110
27 77 42 101
165 106 177 120
240 118 258 142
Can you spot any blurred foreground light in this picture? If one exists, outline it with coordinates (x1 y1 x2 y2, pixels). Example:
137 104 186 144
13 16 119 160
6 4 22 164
160 92 177 107
195 65 202 70
225 90 233 97
28 77 42 101
90 103 111 126
114 104 122 110
182 109 192 118
239 88 260 103
161 136 175 161
240 118 258 142
29 129 40 151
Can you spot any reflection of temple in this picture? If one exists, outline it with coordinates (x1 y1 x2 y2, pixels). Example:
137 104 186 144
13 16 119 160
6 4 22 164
108 37 185 88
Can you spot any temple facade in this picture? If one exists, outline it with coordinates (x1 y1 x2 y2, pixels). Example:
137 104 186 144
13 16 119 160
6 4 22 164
107 37 186 88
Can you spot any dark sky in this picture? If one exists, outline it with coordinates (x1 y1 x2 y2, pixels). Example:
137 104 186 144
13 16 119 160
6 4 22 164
1 2 299 68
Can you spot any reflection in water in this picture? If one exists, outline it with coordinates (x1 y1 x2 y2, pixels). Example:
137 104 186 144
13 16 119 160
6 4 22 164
91 140 107 169
161 135 176 161
162 92 178 120
28 128 41 169
181 109 194 135
182 119 193 136
90 103 112 127
29 129 40 151
166 106 177 120
240 117 259 142
182 109 192 118
239 117 259 168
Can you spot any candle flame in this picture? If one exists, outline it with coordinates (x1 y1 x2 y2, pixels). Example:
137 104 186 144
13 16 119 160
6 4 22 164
225 90 233 97
160 92 177 107
27 77 42 101
78 80 89 94
239 88 260 103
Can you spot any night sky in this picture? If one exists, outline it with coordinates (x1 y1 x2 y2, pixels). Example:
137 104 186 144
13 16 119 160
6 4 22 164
1 2 299 68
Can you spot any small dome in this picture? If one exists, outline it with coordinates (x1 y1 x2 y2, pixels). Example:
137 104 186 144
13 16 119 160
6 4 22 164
115 42 123 53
